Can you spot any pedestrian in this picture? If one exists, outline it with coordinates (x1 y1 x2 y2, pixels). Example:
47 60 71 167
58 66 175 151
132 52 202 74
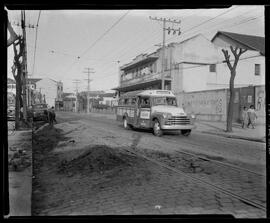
48 106 57 125
247 105 257 129
50 106 57 124
241 106 248 129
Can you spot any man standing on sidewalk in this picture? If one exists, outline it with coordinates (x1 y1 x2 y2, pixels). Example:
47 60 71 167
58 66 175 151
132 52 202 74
247 105 257 129
241 106 249 128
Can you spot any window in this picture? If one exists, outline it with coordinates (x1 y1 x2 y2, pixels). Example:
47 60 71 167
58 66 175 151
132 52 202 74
124 98 129 105
209 64 216 72
131 98 136 105
164 58 168 71
255 64 260 76
140 97 150 108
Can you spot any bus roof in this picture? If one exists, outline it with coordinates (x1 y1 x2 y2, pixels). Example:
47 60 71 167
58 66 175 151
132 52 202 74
120 90 175 98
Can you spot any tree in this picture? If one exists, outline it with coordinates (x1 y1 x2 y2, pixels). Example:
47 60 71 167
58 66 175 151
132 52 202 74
222 46 247 132
11 36 24 130
7 20 19 47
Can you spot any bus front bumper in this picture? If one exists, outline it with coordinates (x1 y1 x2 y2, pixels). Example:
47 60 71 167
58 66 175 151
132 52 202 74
161 124 194 130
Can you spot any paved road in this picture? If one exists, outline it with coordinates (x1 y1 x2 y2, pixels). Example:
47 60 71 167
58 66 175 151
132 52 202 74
32 112 266 218
56 111 266 172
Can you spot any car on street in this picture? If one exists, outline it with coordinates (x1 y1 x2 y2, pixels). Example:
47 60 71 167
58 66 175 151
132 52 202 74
28 103 49 121
7 105 15 121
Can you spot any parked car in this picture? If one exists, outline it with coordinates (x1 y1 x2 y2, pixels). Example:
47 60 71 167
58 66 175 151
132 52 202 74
7 105 15 121
28 103 48 121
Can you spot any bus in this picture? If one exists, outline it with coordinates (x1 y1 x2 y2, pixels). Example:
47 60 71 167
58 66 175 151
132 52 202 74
116 90 195 136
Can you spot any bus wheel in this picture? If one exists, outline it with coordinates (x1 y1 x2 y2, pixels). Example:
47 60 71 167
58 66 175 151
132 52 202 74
123 117 131 130
153 119 163 137
181 129 191 136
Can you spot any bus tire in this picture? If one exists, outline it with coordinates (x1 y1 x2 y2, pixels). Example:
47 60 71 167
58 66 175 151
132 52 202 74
153 119 163 137
181 129 191 136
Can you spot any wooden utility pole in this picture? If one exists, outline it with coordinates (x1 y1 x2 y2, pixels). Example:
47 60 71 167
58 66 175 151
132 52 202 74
72 79 81 112
21 10 28 120
83 68 94 113
149 17 181 90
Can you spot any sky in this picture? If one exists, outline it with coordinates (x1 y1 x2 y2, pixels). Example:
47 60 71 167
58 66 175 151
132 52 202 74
7 6 264 94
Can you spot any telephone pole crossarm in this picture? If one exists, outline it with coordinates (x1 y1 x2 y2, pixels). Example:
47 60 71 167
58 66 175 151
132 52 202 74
149 16 181 90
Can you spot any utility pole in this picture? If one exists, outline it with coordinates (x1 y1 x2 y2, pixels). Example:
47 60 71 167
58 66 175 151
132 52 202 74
72 79 81 112
14 16 36 110
83 68 94 113
149 16 181 90
21 10 28 121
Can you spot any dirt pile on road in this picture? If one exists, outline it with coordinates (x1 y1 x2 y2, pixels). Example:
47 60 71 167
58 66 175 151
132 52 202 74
58 145 132 176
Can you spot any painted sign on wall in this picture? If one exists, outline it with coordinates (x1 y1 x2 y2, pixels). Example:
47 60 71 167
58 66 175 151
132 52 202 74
176 89 227 121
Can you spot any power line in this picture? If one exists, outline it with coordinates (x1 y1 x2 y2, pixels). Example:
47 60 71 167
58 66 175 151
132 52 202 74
31 10 41 77
165 6 263 44
76 8 264 83
118 6 260 66
62 10 130 75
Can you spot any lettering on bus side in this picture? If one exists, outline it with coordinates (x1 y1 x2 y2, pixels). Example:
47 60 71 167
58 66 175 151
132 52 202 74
140 110 150 119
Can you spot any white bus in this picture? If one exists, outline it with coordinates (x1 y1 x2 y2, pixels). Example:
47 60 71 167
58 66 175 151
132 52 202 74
116 90 195 136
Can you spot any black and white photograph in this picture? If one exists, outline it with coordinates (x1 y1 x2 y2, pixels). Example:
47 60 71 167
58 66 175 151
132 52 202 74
4 4 267 218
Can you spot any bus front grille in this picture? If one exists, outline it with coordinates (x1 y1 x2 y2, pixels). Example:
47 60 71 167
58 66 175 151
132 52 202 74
165 116 190 125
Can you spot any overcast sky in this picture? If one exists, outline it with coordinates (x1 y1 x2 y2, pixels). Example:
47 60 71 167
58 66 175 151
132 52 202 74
7 6 264 93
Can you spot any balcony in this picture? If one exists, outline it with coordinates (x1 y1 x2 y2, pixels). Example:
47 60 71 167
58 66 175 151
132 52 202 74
120 71 172 87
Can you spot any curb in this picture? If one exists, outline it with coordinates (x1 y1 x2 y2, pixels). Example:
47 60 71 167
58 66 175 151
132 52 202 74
201 130 265 143
33 123 49 134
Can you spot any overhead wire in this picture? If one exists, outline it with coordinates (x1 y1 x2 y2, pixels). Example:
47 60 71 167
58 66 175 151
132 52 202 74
31 10 41 77
82 7 264 86
60 10 131 76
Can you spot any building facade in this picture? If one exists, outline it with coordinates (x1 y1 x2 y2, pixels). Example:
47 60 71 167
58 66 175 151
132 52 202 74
35 78 63 107
113 32 265 123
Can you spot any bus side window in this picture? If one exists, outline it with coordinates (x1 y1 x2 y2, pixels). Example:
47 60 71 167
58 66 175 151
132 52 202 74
131 98 136 105
141 97 150 108
124 98 129 105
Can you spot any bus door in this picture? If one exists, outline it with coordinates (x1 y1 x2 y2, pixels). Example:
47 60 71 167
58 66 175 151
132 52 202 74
134 96 140 126
138 97 151 126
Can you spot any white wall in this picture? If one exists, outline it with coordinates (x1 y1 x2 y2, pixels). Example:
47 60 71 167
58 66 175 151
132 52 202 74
182 64 209 92
36 78 57 107
172 35 220 65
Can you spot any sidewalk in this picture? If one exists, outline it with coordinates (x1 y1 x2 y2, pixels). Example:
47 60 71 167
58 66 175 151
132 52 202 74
7 129 32 216
59 111 266 143
194 120 266 143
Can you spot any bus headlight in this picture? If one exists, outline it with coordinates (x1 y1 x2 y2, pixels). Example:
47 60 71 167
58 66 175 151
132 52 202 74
162 113 172 119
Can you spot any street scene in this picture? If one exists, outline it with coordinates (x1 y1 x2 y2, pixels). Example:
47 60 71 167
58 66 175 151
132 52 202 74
5 5 266 218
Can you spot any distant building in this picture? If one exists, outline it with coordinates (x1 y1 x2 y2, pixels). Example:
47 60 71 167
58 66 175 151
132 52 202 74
98 93 117 107
7 78 16 95
63 93 76 112
34 77 63 107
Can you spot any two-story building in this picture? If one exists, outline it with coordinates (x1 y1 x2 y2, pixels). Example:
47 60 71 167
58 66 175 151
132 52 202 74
113 32 265 123
113 34 221 95
34 77 63 108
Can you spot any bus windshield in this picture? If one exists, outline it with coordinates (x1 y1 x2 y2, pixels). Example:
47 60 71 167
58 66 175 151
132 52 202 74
152 97 177 106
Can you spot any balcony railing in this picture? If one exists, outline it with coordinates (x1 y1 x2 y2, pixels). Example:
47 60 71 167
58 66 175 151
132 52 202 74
120 71 171 87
